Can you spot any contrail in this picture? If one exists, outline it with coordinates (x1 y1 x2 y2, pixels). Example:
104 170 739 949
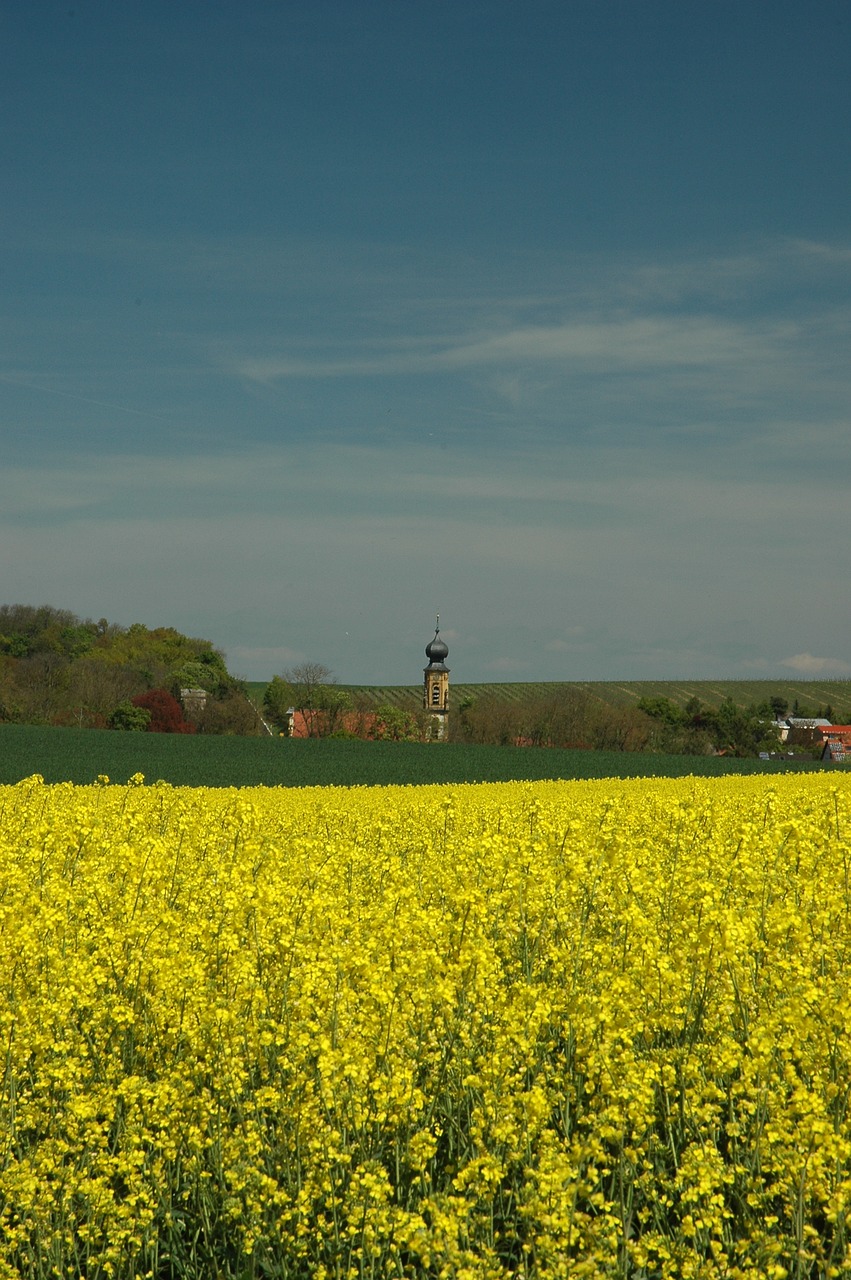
0 373 182 424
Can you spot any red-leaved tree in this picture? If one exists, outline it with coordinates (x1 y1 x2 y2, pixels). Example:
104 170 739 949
131 687 195 734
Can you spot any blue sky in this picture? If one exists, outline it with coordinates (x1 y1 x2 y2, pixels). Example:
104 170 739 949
3 0 851 683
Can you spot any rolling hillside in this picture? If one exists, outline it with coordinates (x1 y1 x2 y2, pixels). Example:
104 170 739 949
246 679 851 719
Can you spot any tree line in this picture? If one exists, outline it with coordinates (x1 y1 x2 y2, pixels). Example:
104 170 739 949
264 666 811 758
456 688 830 756
1 606 828 756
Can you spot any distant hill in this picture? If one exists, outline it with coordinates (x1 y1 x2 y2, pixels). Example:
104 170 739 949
247 678 851 719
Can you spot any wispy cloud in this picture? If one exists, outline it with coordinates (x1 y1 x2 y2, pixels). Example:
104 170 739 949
5 235 851 681
6 437 850 532
236 315 794 383
780 653 851 676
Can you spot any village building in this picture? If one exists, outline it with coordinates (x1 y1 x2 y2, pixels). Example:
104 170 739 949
180 687 208 718
281 704 377 739
820 726 851 761
775 716 832 744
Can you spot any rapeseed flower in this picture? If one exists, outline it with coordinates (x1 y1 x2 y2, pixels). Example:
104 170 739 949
0 773 849 1277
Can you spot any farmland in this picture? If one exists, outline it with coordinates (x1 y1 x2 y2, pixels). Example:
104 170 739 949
2 772 851 1277
0 722 832 788
311 678 851 718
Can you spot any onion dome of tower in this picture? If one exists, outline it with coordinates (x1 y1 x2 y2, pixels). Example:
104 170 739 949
425 619 449 671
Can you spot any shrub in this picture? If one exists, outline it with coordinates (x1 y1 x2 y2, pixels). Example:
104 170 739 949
131 687 194 734
108 700 152 732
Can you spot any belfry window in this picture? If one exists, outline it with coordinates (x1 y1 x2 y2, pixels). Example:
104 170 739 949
432 684 440 705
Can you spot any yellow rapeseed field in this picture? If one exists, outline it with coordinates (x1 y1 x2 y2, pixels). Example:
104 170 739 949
1 772 850 1279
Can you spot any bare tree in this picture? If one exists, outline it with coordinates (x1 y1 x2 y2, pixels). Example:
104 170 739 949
283 662 335 707
68 657 144 727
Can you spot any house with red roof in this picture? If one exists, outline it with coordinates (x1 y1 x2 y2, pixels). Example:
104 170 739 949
819 726 851 761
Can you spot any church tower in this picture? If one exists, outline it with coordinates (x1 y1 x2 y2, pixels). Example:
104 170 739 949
423 617 450 740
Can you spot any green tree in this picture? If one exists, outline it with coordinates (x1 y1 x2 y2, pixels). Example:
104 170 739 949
635 696 714 756
369 705 424 742
170 659 224 697
109 701 152 731
263 674 296 727
697 698 780 758
636 696 687 726
313 684 353 736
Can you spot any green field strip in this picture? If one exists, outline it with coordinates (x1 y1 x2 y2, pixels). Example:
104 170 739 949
0 723 839 789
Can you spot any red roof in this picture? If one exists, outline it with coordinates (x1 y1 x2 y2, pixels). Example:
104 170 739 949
284 709 378 739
